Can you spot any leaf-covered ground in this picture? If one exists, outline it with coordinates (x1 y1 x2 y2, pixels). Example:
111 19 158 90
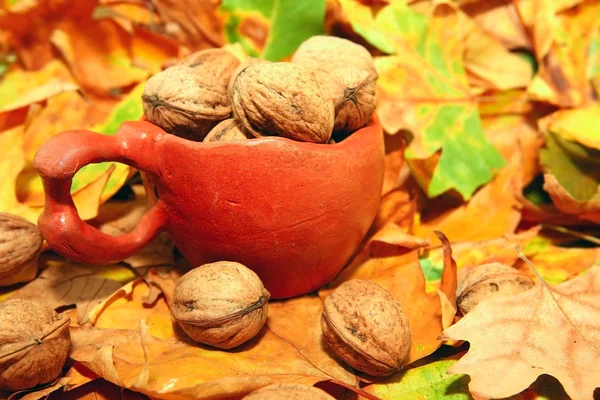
1 0 600 399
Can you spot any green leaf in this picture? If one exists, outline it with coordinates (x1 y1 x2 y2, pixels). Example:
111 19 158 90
220 0 326 61
419 258 443 282
364 359 472 399
540 132 600 202
339 0 428 54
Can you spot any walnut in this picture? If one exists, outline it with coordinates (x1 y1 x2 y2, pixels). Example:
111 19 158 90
242 383 335 399
142 49 240 141
457 263 535 315
0 213 43 287
171 261 270 349
227 57 270 96
292 36 377 134
203 118 249 142
321 280 411 376
0 299 71 391
231 62 335 143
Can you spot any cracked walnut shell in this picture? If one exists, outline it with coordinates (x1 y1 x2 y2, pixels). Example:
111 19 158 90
171 261 270 349
242 383 335 399
231 62 335 143
321 279 411 376
0 212 43 287
457 262 535 315
0 299 71 392
142 49 240 141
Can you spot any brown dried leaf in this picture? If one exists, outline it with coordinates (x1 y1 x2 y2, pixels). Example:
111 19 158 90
8 261 124 325
440 265 600 399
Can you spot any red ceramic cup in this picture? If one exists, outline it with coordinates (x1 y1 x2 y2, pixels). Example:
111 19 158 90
33 119 384 298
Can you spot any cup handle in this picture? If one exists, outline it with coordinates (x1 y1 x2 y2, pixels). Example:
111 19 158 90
34 121 168 264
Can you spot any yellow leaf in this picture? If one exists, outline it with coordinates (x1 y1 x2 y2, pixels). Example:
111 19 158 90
0 60 77 112
539 104 600 150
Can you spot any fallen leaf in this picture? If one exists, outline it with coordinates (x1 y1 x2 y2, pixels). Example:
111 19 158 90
540 131 600 223
51 19 148 95
539 104 600 150
440 264 600 399
361 358 470 399
414 152 523 245
67 280 364 399
5 377 72 400
373 1 506 199
526 0 600 107
0 60 78 113
8 257 134 325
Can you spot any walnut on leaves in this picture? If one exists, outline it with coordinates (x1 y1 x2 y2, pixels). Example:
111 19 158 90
321 279 411 376
456 262 535 315
0 212 44 287
142 48 241 141
292 35 377 135
242 383 335 399
231 62 335 143
0 299 71 392
171 261 270 349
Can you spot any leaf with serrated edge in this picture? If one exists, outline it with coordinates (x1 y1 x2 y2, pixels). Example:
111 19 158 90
440 265 600 399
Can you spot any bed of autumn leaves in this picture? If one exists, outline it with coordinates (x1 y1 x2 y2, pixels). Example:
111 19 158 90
1 0 600 399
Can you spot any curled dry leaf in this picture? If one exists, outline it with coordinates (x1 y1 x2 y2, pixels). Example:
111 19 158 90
456 262 535 315
440 265 600 400
292 35 377 134
0 212 43 287
321 279 411 376
171 261 270 349
232 63 335 143
203 118 249 142
142 49 240 141
0 299 71 392
242 383 335 399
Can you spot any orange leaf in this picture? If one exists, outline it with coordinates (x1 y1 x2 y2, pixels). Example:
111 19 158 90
52 18 148 94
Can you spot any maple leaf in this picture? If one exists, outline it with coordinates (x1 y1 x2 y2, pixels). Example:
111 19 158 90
440 264 600 399
346 0 507 199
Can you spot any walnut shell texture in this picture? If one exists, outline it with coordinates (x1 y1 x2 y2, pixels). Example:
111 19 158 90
292 35 377 134
457 262 535 315
203 118 249 142
227 57 270 96
171 261 270 349
242 383 335 399
321 279 411 376
231 62 335 143
0 213 43 287
142 49 240 141
0 299 71 392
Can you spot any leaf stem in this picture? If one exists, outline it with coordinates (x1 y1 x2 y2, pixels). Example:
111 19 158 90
541 224 600 246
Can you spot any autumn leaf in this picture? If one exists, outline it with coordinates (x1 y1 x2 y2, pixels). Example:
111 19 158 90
361 358 470 399
369 0 506 199
440 264 600 399
540 131 600 223
0 60 78 113
8 257 134 325
66 280 365 400
221 0 328 61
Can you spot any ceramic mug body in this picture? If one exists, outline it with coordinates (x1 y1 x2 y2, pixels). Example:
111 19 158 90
34 120 385 298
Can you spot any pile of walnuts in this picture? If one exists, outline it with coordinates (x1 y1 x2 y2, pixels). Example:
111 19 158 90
142 36 378 144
